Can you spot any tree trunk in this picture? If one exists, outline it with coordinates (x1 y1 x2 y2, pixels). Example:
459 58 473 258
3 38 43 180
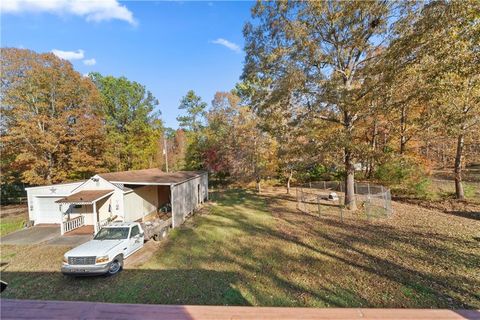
344 148 357 210
286 169 293 194
454 132 465 200
367 120 378 179
256 177 261 194
400 105 407 154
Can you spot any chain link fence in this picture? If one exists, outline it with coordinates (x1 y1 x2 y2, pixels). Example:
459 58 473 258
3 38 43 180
296 181 392 219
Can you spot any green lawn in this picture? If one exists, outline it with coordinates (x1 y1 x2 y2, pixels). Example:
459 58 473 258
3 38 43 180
1 189 479 308
0 206 27 237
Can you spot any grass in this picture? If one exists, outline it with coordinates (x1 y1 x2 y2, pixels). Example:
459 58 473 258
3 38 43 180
429 180 480 202
1 188 479 308
0 205 27 237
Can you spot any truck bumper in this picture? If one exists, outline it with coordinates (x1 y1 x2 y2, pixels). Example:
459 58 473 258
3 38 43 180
61 263 110 276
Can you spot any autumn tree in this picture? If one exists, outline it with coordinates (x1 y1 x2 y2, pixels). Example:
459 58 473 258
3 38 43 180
201 91 240 177
389 1 480 199
176 90 208 170
89 72 163 171
198 90 278 192
161 128 188 172
1 48 107 185
243 1 403 209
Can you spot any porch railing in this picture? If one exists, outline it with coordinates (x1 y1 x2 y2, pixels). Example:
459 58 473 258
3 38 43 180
63 215 85 234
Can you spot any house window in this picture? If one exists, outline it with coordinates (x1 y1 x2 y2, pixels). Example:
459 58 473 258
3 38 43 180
74 205 82 209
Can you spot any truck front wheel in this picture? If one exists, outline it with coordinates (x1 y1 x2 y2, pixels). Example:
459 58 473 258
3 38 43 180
107 255 123 275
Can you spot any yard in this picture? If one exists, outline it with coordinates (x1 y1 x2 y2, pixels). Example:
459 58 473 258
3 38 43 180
0 205 28 237
1 188 479 308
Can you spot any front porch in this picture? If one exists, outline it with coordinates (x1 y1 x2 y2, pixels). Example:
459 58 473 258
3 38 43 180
64 224 94 236
55 189 114 235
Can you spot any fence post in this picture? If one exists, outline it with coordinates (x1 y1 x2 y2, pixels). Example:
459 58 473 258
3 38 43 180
317 195 321 217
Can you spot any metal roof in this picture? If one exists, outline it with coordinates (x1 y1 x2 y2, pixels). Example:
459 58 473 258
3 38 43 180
55 190 114 204
98 168 206 185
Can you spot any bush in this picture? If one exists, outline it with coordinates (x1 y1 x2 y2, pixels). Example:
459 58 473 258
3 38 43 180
296 164 343 183
375 156 432 198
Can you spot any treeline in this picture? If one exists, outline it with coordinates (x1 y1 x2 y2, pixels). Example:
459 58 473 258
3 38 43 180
1 1 479 209
176 1 479 208
1 48 164 185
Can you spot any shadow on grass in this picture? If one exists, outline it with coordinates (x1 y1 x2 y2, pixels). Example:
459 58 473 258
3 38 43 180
0 269 249 306
207 189 480 308
2 189 479 309
444 210 480 221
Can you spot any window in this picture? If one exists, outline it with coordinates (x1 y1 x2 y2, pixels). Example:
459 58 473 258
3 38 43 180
130 226 140 238
94 227 129 240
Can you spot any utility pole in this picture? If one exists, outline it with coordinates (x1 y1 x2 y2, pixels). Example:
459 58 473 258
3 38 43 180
163 134 169 172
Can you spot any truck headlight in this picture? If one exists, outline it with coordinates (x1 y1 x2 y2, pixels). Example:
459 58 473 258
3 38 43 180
63 256 68 264
95 255 109 264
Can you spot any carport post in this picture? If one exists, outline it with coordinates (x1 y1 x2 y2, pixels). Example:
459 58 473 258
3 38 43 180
60 205 65 235
93 201 98 234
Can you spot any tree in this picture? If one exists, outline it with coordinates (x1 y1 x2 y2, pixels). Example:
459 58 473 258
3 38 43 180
1 48 107 185
89 72 163 171
176 90 207 132
243 1 402 209
389 1 480 199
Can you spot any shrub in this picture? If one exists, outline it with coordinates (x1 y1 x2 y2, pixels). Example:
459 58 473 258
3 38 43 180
375 156 432 198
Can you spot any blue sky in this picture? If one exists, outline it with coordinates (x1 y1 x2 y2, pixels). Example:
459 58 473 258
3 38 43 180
1 0 254 129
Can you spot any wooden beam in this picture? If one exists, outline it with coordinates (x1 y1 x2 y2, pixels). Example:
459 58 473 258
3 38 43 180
1 299 478 320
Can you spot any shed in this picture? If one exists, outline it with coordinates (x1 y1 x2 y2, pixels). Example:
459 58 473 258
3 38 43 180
25 169 208 235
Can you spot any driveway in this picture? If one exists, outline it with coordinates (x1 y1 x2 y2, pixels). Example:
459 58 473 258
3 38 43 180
45 234 92 246
1 225 60 245
1 225 92 247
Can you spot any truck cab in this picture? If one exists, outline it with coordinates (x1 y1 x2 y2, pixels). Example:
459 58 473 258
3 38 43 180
61 222 144 276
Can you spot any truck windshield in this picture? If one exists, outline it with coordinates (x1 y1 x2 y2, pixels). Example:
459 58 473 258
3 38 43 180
94 227 130 240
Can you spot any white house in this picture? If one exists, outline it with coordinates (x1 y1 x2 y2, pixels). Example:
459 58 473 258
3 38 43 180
25 168 208 235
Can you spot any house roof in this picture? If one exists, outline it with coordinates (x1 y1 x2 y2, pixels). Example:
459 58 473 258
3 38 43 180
25 180 86 190
55 189 114 204
98 168 205 185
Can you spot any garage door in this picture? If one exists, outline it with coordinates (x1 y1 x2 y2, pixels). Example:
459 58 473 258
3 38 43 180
35 197 64 224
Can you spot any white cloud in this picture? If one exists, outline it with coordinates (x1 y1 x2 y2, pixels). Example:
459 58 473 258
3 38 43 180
52 49 84 60
211 38 241 53
83 58 96 66
1 0 136 25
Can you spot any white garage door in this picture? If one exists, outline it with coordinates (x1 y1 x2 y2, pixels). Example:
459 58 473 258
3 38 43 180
35 197 64 224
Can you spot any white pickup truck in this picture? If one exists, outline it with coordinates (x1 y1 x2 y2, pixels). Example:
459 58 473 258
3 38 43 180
61 222 144 276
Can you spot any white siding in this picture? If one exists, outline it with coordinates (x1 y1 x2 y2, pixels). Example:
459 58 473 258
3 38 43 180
123 185 159 222
26 182 83 224
171 173 208 227
73 176 124 222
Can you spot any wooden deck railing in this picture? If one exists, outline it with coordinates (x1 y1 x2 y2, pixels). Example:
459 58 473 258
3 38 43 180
63 215 84 234
1 299 479 320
